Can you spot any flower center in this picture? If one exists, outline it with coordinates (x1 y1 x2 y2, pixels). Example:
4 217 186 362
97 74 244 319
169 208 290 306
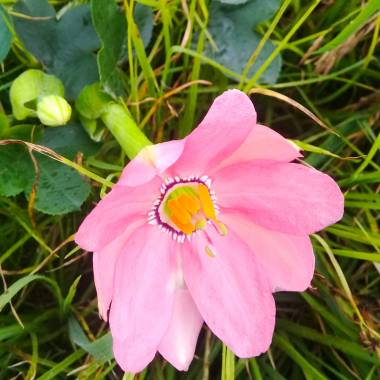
164 183 216 234
149 176 227 242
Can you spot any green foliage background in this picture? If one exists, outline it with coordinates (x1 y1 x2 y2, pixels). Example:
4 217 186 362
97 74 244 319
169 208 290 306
0 0 380 379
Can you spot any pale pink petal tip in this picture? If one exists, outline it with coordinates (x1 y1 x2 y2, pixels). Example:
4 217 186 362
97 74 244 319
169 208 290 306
113 337 157 374
223 212 315 292
109 226 176 373
217 124 302 169
171 89 256 176
183 228 276 358
119 139 185 187
215 161 344 235
158 289 203 371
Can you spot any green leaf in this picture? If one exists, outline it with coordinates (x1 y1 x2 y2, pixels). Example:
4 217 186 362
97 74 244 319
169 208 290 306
318 0 380 53
75 82 113 140
78 116 105 142
216 0 249 4
293 139 344 159
206 0 281 84
134 3 154 49
10 69 64 120
68 317 113 362
0 144 34 197
37 350 85 380
0 5 12 63
75 83 113 120
12 0 56 61
37 122 99 159
23 124 98 215
0 123 98 214
63 276 81 313
83 334 113 362
274 334 329 380
13 0 100 98
1 124 97 215
118 3 153 62
221 344 235 380
25 155 91 215
0 113 10 136
0 274 43 311
92 0 126 97
1 124 42 141
51 5 99 99
92 0 153 97
278 319 380 365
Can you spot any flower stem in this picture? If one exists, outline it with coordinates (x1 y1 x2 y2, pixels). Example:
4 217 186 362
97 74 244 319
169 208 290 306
101 103 152 159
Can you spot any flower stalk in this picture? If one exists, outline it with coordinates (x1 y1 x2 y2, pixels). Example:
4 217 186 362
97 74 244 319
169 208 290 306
101 103 152 159
75 83 152 159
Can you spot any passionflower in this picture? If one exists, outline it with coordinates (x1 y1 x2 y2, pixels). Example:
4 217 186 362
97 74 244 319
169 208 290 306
75 90 344 373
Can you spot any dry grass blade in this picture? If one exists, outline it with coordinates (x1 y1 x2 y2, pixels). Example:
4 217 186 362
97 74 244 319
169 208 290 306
248 88 335 134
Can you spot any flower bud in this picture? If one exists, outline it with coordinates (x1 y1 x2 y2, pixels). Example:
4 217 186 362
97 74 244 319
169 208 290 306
37 95 72 127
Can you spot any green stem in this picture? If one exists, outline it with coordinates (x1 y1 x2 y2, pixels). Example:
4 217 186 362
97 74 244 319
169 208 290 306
101 103 152 159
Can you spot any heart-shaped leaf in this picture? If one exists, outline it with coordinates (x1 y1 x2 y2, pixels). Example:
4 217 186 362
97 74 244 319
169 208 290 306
0 123 98 215
23 123 99 215
92 0 126 97
0 5 12 63
92 0 153 97
13 0 100 98
206 0 281 84
0 144 34 197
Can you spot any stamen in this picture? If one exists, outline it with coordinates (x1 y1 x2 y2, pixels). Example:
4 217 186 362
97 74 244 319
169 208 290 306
195 218 207 230
205 245 217 258
178 194 200 215
198 184 217 221
216 221 228 236
149 174 227 242
167 199 192 224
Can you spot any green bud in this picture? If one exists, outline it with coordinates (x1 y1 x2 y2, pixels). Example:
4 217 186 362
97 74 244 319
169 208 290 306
37 95 72 127
10 69 65 120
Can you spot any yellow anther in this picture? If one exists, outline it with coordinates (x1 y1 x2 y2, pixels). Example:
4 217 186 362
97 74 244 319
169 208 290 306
171 214 195 235
167 199 192 225
195 218 207 230
162 182 225 236
216 221 228 236
198 184 217 221
205 245 217 258
178 194 200 215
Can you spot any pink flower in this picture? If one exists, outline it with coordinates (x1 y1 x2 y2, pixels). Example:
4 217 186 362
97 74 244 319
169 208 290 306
75 90 344 373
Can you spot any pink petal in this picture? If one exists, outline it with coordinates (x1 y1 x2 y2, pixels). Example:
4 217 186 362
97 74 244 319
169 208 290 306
75 177 161 252
93 219 144 320
171 90 256 176
119 140 185 187
214 124 302 170
109 225 176 373
158 289 203 371
182 227 275 357
222 212 314 292
214 161 344 235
